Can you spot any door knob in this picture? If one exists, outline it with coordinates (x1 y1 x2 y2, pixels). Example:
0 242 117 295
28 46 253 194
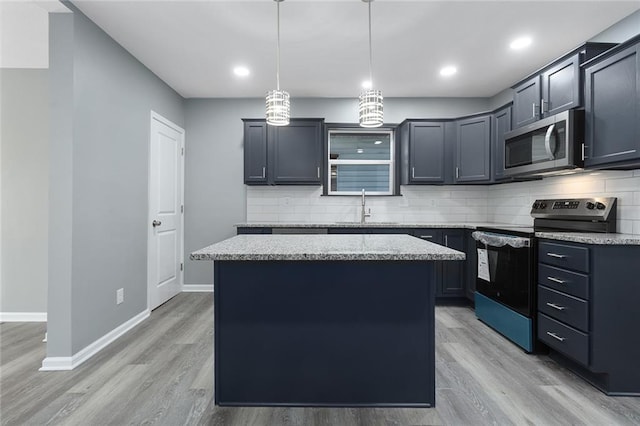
152 220 162 228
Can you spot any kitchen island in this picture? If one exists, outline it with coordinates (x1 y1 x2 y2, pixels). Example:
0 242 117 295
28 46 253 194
191 234 465 407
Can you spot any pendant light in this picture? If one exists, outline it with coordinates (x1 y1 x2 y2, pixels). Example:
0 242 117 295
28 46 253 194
359 0 383 128
266 0 290 126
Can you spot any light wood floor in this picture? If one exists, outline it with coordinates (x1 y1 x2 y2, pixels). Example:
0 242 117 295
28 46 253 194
2 293 639 425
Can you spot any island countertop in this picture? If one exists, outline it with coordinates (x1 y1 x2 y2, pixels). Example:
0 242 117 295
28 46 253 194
190 234 466 262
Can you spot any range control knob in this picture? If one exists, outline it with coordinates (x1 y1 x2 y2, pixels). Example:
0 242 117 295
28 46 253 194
532 202 539 209
596 202 606 210
539 202 547 209
586 201 595 210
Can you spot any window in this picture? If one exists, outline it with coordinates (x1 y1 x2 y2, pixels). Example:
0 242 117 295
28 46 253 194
327 129 395 195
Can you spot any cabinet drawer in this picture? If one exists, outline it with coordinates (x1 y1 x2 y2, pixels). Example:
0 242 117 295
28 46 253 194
538 264 589 299
539 241 589 273
538 286 589 332
538 313 589 366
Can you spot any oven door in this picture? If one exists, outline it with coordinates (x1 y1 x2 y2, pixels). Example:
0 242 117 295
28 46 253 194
473 231 533 317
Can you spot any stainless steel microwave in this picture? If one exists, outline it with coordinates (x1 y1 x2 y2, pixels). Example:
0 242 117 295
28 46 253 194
503 109 584 177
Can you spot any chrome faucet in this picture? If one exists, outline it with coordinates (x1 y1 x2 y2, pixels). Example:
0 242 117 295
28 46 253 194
360 188 371 224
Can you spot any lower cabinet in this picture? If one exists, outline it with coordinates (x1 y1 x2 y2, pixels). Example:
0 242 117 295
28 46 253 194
537 239 640 395
411 229 466 300
465 230 478 301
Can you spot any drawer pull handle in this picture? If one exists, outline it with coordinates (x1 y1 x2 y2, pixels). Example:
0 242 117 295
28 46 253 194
547 276 566 284
546 331 566 342
419 235 433 239
546 252 566 259
546 302 566 311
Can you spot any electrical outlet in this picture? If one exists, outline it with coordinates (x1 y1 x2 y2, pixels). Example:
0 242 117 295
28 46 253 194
116 288 124 305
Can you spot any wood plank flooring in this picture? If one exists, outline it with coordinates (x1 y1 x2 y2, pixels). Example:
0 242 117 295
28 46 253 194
2 293 639 425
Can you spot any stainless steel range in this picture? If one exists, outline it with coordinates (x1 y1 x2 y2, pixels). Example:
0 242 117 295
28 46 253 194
472 197 617 353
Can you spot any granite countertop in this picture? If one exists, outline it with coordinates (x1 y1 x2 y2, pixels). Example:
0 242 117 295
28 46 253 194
535 232 640 245
191 234 466 261
235 222 529 230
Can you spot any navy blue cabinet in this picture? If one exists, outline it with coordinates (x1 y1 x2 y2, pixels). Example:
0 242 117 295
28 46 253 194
513 76 541 128
465 230 478 301
541 54 581 117
491 106 512 181
455 115 491 183
584 42 640 169
243 118 323 185
513 55 580 128
513 44 614 129
400 121 447 184
440 230 465 297
538 239 640 395
412 229 466 299
243 120 269 184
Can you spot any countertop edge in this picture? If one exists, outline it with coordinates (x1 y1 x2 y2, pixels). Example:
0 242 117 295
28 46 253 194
535 232 640 245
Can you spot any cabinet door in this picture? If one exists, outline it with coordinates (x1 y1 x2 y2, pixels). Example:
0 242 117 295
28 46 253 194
243 120 268 184
541 54 581 117
584 44 640 167
441 230 465 297
270 120 322 184
465 230 477 301
492 106 511 181
456 115 491 182
513 76 541 128
409 122 445 183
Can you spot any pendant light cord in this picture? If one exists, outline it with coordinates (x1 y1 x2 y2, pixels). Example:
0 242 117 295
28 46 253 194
367 0 373 87
276 0 281 91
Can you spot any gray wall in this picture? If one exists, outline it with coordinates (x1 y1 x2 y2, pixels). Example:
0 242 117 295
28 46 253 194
0 69 49 314
183 96 491 285
590 8 640 43
48 6 184 357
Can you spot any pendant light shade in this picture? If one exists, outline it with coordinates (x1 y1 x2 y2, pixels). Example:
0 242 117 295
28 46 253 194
266 90 290 126
359 0 383 128
359 89 383 128
266 0 290 126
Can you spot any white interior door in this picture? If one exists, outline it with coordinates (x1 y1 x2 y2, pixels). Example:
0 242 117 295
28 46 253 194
148 112 184 310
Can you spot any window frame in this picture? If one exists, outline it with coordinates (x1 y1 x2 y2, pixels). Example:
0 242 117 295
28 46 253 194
326 128 395 196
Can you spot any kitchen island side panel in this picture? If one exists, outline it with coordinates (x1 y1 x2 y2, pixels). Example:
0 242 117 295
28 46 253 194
213 260 436 407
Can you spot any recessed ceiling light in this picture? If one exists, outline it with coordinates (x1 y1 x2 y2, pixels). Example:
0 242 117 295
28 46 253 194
361 80 372 89
357 148 364 154
233 66 250 77
440 66 457 77
510 37 532 50
374 140 382 145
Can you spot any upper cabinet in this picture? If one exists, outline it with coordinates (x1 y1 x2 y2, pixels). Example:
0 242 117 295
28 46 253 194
513 76 541 128
243 118 323 185
541 54 581 117
491 106 512 181
512 43 615 129
513 54 580 128
244 120 269 184
400 121 447 184
584 40 640 169
455 115 491 183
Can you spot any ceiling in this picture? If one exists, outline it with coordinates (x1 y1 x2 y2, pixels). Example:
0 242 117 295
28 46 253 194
72 0 640 99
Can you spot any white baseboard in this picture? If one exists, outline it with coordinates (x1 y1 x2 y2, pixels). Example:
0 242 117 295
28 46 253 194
39 309 150 371
182 284 213 292
0 312 47 322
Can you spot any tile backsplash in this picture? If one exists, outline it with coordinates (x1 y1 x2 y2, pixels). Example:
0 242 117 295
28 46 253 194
246 169 640 234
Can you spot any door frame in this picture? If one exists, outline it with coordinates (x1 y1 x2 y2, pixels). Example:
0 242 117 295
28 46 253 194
147 110 186 311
